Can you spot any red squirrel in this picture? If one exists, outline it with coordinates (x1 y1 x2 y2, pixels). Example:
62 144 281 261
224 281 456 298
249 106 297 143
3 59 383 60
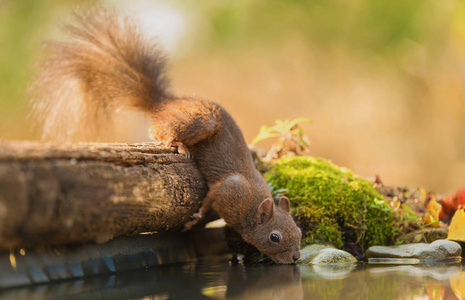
30 8 302 264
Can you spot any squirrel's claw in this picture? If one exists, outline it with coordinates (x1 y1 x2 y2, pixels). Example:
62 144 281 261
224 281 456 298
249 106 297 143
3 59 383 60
162 138 192 158
183 211 203 231
173 142 192 158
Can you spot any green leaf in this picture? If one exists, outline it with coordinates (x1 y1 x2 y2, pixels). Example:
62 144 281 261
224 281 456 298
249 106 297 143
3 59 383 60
285 117 312 131
252 125 280 144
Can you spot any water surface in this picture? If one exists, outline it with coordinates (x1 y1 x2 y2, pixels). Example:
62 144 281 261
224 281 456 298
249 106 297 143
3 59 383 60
0 257 463 299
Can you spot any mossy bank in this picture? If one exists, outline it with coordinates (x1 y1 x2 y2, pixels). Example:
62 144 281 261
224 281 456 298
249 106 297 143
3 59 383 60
266 156 395 256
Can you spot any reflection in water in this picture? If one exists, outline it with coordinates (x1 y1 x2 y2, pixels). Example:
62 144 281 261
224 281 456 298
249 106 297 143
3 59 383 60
301 264 357 280
368 264 462 281
450 272 465 299
0 258 462 300
226 264 303 300
298 265 463 300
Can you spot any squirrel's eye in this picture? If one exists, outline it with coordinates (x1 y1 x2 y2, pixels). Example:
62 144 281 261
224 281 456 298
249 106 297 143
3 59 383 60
270 233 280 243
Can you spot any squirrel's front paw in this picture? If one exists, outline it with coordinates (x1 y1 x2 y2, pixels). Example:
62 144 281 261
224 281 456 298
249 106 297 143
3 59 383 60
174 142 192 158
183 212 203 231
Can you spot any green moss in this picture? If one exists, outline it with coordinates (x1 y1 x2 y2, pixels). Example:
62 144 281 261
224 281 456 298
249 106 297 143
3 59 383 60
266 156 395 253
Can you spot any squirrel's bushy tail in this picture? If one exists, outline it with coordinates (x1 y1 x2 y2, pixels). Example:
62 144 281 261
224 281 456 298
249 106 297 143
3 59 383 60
30 8 169 142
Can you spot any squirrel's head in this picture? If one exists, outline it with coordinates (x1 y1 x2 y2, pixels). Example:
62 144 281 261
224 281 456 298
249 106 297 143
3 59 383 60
245 196 302 264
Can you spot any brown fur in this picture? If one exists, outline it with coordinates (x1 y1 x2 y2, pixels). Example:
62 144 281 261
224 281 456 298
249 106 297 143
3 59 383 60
30 8 302 263
30 8 169 141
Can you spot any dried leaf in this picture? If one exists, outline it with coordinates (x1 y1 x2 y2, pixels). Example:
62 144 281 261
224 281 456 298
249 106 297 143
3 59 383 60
448 209 465 242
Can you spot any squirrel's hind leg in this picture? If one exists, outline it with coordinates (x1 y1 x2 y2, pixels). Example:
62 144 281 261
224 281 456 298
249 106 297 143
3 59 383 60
150 99 221 153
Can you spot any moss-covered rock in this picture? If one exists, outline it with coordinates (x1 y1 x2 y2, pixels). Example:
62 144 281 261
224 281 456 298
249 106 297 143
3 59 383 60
266 156 395 255
297 244 357 265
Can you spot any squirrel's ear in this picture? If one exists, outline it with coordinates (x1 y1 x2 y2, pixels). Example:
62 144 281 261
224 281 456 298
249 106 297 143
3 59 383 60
278 196 290 214
258 199 274 223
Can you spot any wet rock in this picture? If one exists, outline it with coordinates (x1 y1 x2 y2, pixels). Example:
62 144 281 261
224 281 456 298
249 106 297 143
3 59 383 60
297 245 329 264
297 245 357 265
312 248 358 265
366 240 462 260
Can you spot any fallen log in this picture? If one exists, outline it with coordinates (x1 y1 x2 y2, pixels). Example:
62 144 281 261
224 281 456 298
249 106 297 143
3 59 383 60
0 141 208 250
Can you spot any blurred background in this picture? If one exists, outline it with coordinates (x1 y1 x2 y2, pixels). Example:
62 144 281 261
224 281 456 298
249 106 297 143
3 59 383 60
1 0 464 194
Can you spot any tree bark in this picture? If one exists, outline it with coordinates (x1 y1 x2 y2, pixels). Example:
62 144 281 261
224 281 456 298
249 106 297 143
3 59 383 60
0 141 208 250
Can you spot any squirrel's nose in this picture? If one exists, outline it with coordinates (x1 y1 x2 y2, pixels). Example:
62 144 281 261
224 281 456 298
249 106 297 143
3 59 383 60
293 251 300 262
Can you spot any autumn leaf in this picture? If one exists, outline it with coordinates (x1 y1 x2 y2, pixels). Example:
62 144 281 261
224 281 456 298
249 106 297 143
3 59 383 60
447 209 465 242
